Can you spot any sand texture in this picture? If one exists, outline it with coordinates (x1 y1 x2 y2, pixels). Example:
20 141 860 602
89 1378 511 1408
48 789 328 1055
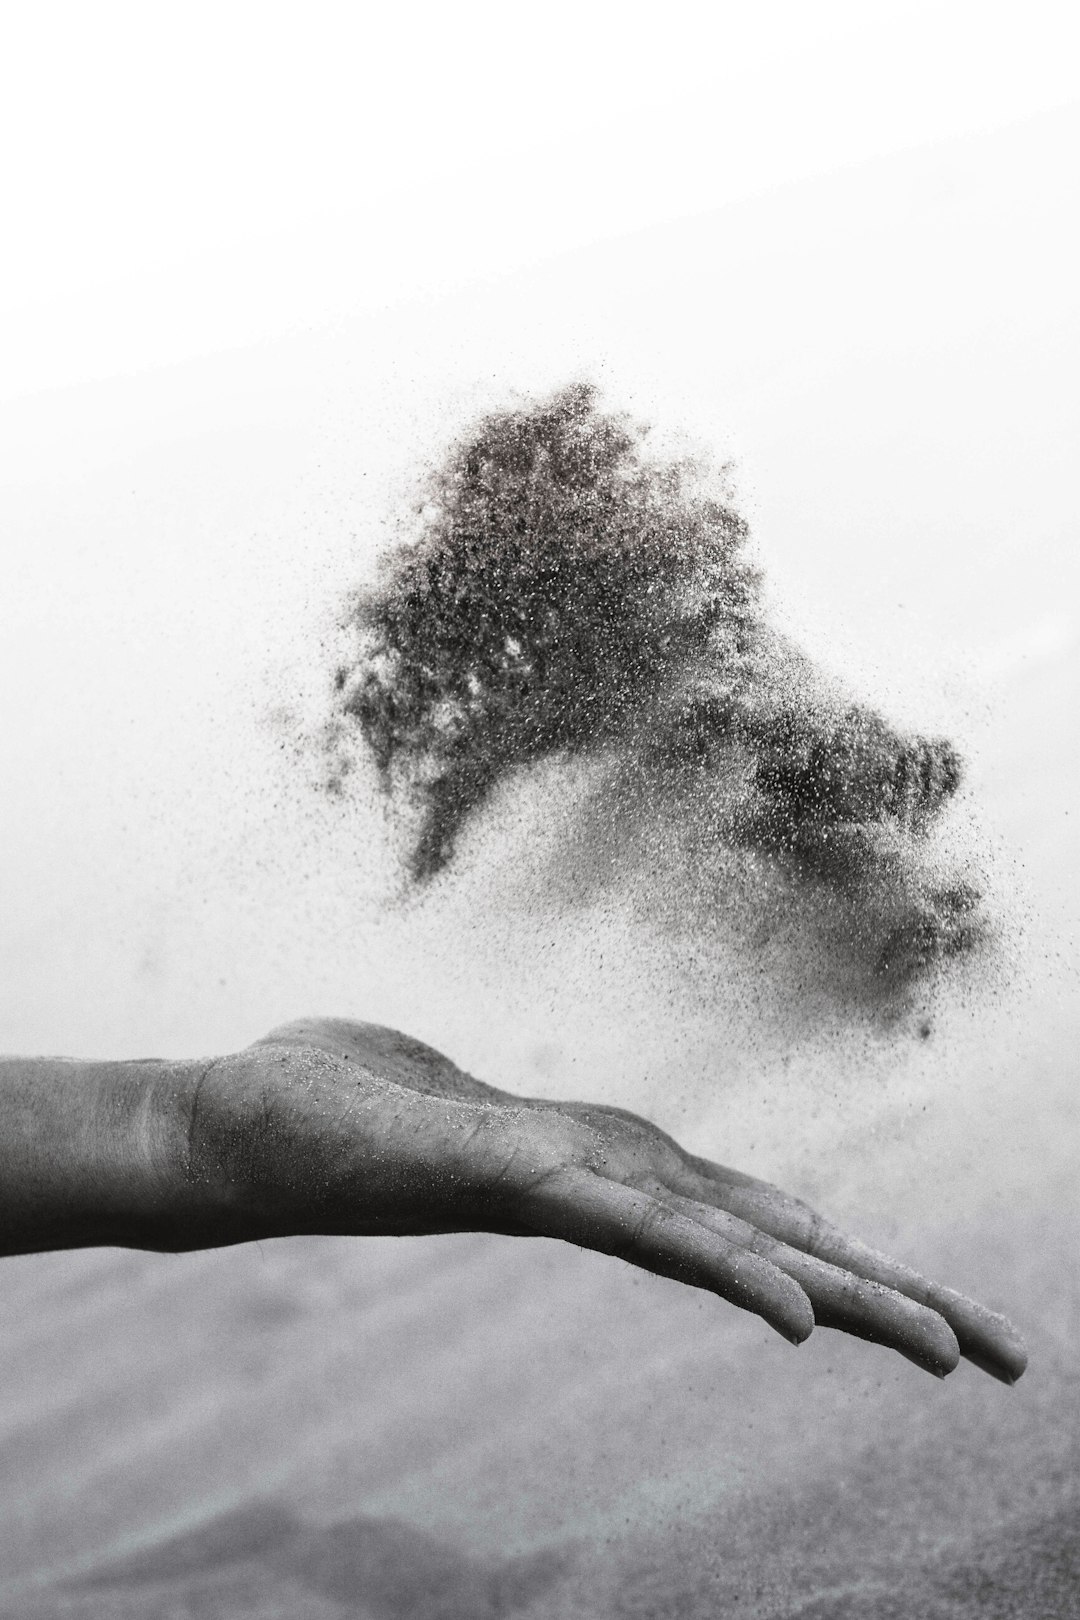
2 104 1078 1619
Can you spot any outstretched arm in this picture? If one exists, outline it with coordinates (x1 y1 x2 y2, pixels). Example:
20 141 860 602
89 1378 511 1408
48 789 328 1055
0 1019 1027 1384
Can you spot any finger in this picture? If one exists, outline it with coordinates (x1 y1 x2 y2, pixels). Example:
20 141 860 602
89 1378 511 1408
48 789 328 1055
516 1167 815 1346
807 1229 1027 1385
683 1166 1027 1384
660 1191 959 1378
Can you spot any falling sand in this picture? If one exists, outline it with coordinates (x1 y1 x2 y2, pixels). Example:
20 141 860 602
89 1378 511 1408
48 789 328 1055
324 384 995 1028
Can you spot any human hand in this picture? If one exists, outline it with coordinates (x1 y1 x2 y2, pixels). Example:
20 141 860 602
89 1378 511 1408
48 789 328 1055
181 1017 1027 1384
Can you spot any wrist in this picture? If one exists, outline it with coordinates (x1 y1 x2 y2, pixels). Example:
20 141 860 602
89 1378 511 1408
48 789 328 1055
0 1055 258 1256
146 1055 277 1251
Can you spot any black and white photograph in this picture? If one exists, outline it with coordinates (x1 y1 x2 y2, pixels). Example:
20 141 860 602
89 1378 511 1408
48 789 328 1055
1 4 1078 1615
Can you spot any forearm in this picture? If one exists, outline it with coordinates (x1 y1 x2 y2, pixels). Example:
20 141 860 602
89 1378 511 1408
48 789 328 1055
0 1055 228 1256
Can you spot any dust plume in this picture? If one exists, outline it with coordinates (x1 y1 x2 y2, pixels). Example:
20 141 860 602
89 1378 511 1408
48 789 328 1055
324 384 992 1022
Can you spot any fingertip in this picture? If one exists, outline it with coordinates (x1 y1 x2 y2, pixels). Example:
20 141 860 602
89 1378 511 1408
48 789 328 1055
775 1279 815 1346
727 1252 814 1345
964 1340 1028 1385
1002 1336 1029 1384
897 1316 960 1379
931 1323 962 1379
932 1291 1029 1385
897 1347 955 1378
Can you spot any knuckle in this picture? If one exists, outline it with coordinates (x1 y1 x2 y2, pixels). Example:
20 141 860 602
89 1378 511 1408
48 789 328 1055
623 1196 670 1254
789 1197 830 1258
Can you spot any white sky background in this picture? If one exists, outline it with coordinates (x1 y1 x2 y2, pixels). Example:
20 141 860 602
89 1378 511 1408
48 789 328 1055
3 0 1080 401
1 1 1078 1136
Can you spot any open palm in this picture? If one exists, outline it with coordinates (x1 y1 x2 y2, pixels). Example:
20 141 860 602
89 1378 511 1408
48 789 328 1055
184 1017 1026 1385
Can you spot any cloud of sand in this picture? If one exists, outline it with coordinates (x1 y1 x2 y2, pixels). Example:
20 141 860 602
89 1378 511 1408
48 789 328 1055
321 384 1000 1035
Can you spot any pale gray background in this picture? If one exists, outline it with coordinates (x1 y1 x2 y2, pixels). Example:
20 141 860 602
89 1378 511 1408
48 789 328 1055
1 13 1078 1615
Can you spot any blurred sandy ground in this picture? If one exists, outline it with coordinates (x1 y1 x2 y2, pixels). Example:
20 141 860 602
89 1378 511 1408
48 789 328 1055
1 106 1077 1616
